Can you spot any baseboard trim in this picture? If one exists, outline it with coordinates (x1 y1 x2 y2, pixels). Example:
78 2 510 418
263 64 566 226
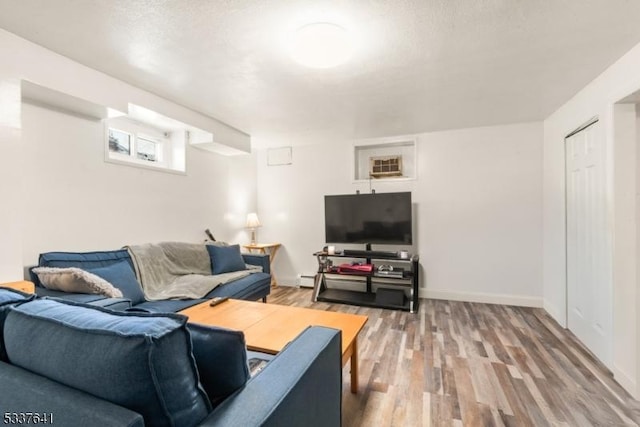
285 279 543 308
612 366 638 399
278 276 300 287
419 288 542 307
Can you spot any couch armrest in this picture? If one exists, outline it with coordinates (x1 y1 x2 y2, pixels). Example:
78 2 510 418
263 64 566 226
0 362 144 427
199 326 342 427
242 253 270 274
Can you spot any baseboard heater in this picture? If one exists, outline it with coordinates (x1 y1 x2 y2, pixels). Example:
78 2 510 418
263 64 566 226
298 274 315 288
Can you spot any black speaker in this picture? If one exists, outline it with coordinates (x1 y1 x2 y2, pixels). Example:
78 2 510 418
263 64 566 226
375 288 405 306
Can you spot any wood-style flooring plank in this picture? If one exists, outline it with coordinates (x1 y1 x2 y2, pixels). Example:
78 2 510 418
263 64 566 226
267 287 640 426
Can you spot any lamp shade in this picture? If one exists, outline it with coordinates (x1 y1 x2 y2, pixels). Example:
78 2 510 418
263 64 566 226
246 213 261 229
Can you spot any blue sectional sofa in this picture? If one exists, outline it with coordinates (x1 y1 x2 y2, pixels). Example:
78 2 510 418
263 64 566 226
0 288 342 426
29 247 272 312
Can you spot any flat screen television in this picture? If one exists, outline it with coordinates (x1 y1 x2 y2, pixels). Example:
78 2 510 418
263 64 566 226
324 192 412 245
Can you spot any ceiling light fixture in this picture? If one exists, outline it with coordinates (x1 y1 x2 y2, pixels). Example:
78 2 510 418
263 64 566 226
290 22 353 69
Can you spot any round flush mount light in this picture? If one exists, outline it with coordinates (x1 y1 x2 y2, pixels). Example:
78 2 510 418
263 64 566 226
289 22 353 68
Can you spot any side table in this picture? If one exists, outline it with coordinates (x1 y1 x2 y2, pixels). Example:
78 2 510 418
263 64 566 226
243 243 281 287
1 280 35 294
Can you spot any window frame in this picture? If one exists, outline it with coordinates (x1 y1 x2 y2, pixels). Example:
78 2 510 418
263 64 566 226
108 128 132 156
352 136 417 182
135 134 164 164
104 121 184 175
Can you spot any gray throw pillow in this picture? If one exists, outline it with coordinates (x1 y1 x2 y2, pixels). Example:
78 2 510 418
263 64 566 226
32 267 123 298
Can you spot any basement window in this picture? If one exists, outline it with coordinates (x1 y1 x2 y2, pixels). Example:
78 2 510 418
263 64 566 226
352 136 416 181
108 129 131 155
370 156 402 178
105 115 186 174
107 126 167 167
136 136 162 163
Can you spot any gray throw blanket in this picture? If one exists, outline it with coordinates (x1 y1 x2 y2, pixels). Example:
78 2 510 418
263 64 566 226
126 242 257 300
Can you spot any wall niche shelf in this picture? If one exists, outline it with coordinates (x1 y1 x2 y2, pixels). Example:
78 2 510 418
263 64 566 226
352 136 417 182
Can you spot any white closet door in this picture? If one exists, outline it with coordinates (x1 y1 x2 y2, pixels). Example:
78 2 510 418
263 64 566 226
565 120 612 364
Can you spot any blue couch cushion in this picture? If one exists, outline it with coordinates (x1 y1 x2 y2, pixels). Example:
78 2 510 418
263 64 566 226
134 298 207 313
205 272 271 300
4 299 211 427
0 287 34 305
207 244 246 275
0 288 35 362
33 249 133 287
86 260 146 305
188 323 250 406
34 288 115 303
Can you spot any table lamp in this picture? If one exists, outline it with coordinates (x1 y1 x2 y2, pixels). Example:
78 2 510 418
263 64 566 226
246 212 261 244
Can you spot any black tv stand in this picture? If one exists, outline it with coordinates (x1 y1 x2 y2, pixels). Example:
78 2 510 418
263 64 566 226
312 247 420 313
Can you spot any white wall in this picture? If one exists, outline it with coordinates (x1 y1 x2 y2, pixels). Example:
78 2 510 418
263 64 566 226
0 78 23 281
226 153 259 244
20 103 231 268
256 122 543 306
0 29 250 280
419 123 543 305
542 40 640 397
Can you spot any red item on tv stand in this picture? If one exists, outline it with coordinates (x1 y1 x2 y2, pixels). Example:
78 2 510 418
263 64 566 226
337 263 374 274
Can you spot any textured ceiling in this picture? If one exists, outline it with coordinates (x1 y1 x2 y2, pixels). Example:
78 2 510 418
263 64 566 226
1 0 640 146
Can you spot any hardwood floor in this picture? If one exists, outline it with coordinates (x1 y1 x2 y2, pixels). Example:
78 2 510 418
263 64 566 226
268 286 640 427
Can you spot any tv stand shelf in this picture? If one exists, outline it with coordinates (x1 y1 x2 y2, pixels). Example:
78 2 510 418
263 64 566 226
312 251 420 313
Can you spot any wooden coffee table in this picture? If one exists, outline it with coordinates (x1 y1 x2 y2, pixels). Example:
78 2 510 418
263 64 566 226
179 299 368 393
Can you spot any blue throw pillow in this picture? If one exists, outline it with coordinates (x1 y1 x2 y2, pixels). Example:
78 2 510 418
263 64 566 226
4 299 211 427
86 260 146 305
207 244 246 275
0 288 35 362
188 323 250 406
